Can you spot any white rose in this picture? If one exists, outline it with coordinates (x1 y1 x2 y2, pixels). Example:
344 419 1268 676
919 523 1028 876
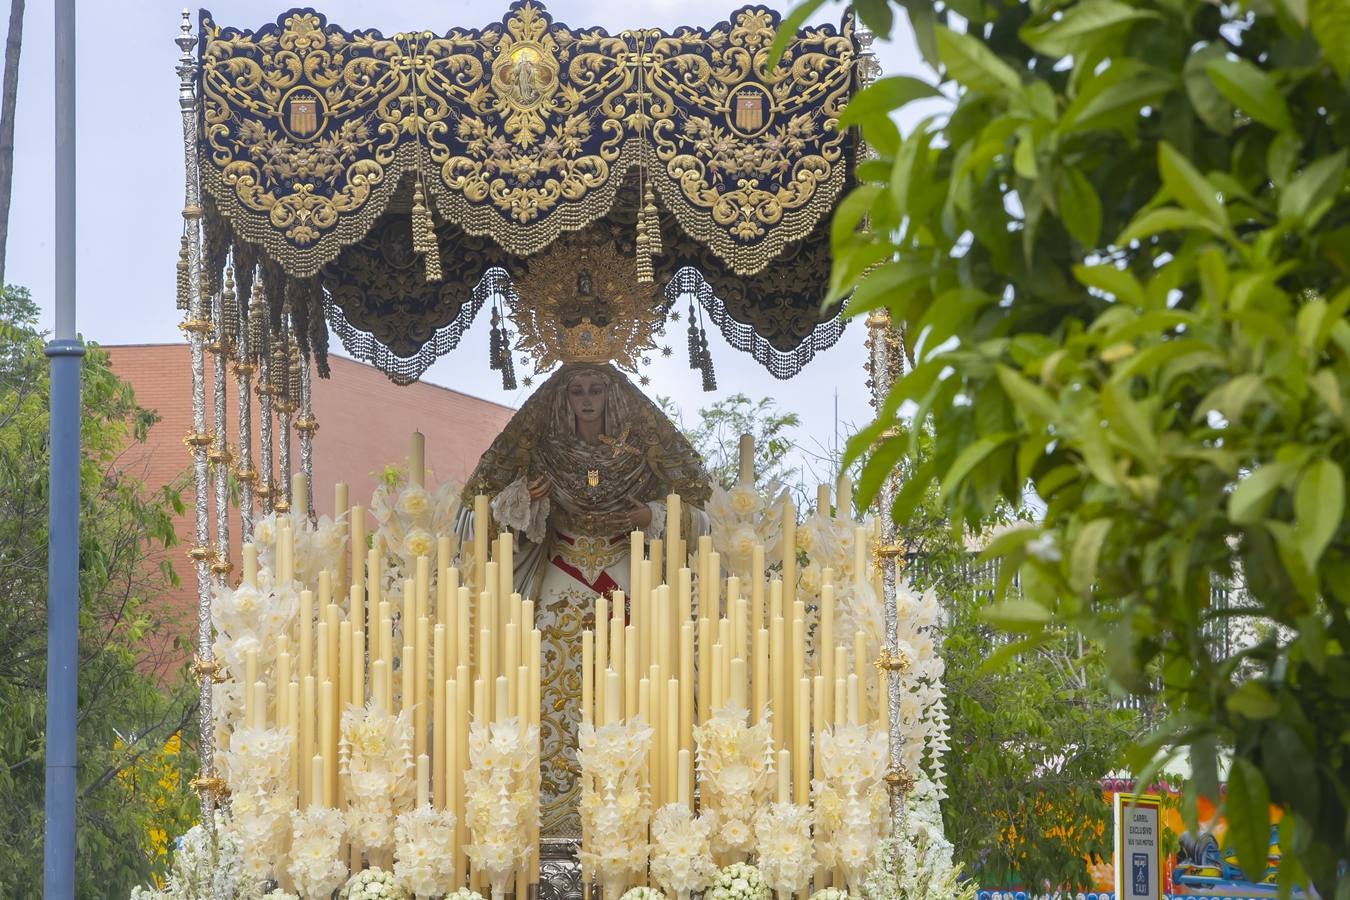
728 484 762 517
403 528 434 561
397 486 430 519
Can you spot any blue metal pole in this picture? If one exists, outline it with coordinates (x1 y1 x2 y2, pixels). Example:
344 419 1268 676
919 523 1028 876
44 0 79 897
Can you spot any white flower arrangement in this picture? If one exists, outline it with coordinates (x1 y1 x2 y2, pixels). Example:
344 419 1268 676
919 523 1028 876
341 700 415 859
463 716 540 900
859 820 973 900
393 805 457 898
129 812 258 899
221 726 297 885
692 703 774 859
340 867 409 900
288 806 349 900
443 889 487 900
619 888 668 900
648 804 718 900
576 719 653 898
811 889 854 900
752 801 814 896
811 724 890 892
706 479 789 579
368 468 464 612
707 862 770 900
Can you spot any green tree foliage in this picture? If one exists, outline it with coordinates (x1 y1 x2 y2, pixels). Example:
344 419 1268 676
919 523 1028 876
898 431 1137 892
0 286 199 895
659 392 805 492
788 0 1350 893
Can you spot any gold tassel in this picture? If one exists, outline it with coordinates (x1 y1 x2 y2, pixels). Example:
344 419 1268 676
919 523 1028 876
643 183 662 258
221 267 239 347
288 344 303 410
635 216 653 283
248 283 268 366
411 178 443 283
176 236 190 311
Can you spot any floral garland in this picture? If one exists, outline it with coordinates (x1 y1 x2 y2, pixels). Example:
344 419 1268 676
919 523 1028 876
707 862 770 900
811 724 890 891
692 704 775 860
577 719 654 897
463 717 539 900
752 801 814 896
289 806 349 899
893 580 950 812
393 805 458 898
648 804 718 900
340 700 415 860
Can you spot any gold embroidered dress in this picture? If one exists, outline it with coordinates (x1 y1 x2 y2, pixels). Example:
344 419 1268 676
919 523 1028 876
461 362 710 836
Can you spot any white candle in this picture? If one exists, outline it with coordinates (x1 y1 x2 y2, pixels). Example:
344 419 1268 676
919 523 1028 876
410 431 425 487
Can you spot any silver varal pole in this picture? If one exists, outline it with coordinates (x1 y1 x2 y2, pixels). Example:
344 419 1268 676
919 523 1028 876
211 266 231 587
235 266 256 542
297 355 317 523
176 9 222 814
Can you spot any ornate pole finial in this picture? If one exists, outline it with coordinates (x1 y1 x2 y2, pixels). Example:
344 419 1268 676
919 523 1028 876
175 9 196 109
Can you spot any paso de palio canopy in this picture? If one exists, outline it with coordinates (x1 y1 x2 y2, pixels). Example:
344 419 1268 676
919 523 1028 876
188 1 863 388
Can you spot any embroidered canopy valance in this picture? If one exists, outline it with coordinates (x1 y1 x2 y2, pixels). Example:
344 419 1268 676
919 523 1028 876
192 2 859 383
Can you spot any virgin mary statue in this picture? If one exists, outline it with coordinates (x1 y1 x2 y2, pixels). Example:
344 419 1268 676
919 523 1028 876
460 247 712 836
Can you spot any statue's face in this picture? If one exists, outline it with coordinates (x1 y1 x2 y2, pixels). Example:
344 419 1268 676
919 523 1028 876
566 372 607 427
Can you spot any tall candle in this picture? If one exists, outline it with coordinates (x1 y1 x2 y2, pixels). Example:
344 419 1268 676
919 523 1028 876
847 674 861 725
498 534 513 616
730 657 747 710
753 628 768 722
813 675 826 753
678 748 692 807
415 556 430 625
666 678 680 804
402 644 415 716
277 651 291 726
372 660 388 713
311 754 325 809
679 624 694 752
410 431 425 487
242 544 258 587
349 503 365 597
777 749 791 804
782 500 797 601
795 677 810 804
770 616 786 748
339 621 353 721
605 670 620 726
433 624 447 808
834 677 847 729
625 625 639 720
494 675 508 724
300 675 315 805
835 646 849 725
677 566 693 626
582 632 594 725
504 622 519 718
711 648 724 714
838 474 853 518
666 493 682 587
820 584 835 718
697 617 712 724
816 483 831 515
751 547 765 623
595 593 608 677
287 680 300 791
299 590 314 677
457 586 471 672
293 472 308 525
317 620 330 685
473 495 489 594
854 630 869 724
417 753 430 808
416 617 431 758
321 679 336 805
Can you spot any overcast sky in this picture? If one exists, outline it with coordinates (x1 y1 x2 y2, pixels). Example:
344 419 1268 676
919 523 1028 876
10 0 932 491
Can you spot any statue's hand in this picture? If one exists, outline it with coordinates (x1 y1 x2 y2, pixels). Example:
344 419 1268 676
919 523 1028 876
625 496 653 530
528 476 552 501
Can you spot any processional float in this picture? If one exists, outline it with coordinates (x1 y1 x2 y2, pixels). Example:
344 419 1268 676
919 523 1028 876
172 3 936 897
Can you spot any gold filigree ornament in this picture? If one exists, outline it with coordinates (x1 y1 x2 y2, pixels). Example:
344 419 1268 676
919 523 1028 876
509 234 665 374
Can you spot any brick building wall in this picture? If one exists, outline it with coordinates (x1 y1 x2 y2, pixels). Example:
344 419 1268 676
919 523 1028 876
103 344 514 675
